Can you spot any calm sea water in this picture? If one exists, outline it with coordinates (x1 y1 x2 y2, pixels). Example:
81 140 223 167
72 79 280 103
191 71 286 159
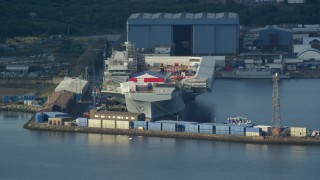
1 79 320 180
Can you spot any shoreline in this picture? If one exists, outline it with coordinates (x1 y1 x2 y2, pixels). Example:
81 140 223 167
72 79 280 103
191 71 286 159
0 104 38 113
215 72 320 79
23 118 320 146
2 100 320 146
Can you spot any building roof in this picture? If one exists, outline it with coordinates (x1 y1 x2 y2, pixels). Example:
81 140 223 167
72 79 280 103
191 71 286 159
128 12 239 25
94 110 142 117
297 48 320 59
40 90 75 112
250 25 292 33
130 70 167 79
55 77 88 94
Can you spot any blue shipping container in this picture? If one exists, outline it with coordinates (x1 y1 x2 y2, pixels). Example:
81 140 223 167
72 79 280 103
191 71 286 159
216 130 230 135
2 96 20 103
215 125 230 135
230 126 245 132
185 124 199 133
2 96 9 103
216 125 230 131
148 122 162 131
230 130 245 136
199 124 215 134
230 125 245 136
23 96 36 100
246 127 261 132
162 123 176 132
77 118 88 127
176 124 185 132
133 121 148 129
35 112 44 123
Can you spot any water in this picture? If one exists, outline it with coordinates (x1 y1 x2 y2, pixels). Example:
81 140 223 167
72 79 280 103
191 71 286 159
186 79 320 129
1 79 320 180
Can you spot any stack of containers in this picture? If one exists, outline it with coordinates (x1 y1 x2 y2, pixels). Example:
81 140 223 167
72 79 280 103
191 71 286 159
176 121 197 132
245 127 261 136
184 123 199 133
215 124 230 135
23 96 36 100
199 123 215 134
102 119 116 129
88 119 101 128
76 117 88 127
160 121 177 132
290 127 307 137
254 125 272 136
2 96 20 103
176 121 189 132
116 121 131 129
230 125 246 136
147 122 162 131
133 121 148 130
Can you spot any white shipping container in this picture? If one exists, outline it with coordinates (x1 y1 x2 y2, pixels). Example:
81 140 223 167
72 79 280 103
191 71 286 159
116 121 130 129
254 125 272 136
88 119 101 128
102 120 116 129
290 127 307 137
245 132 260 137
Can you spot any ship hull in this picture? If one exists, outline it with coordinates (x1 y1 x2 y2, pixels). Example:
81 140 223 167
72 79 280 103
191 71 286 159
125 91 185 121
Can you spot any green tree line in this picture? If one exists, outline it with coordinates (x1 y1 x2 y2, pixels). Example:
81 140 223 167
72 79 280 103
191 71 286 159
0 0 320 37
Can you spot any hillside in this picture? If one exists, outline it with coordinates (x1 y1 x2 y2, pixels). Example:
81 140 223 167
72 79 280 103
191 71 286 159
0 0 320 38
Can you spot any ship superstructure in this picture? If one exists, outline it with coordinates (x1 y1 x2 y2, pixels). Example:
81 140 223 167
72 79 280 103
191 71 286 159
103 42 139 93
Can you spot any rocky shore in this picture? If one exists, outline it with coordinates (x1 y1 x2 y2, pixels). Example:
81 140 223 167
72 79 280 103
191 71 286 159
0 103 39 113
23 118 320 146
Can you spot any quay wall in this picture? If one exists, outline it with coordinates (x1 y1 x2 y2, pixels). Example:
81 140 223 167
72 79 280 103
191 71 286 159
23 119 320 146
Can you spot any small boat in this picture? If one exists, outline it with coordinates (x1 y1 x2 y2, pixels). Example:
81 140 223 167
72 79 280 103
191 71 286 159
227 116 252 125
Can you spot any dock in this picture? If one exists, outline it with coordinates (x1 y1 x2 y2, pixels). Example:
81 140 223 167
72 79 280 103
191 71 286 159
23 118 320 146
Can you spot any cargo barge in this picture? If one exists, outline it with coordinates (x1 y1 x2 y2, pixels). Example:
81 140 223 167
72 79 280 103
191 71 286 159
24 118 320 146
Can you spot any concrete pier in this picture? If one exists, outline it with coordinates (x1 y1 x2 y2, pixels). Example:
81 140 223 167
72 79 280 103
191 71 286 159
23 118 320 146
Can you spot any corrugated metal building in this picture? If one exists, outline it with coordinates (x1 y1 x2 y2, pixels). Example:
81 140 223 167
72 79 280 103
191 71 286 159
55 77 88 101
127 12 239 55
250 25 293 48
40 90 76 113
89 109 145 121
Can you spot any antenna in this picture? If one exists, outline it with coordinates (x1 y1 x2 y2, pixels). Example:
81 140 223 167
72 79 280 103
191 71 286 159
272 73 281 128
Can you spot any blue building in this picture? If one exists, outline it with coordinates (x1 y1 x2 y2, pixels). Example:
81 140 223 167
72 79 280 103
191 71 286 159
127 12 239 56
250 25 293 50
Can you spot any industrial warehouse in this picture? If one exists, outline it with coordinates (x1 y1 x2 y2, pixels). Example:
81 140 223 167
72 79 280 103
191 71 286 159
127 12 239 55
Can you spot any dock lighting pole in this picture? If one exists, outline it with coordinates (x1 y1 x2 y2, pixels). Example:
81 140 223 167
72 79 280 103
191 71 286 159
272 73 281 128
